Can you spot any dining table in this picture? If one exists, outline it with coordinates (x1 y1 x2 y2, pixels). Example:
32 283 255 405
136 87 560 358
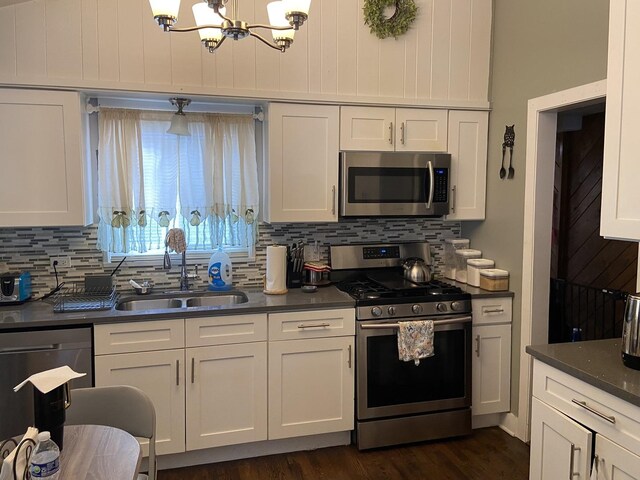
6 424 141 480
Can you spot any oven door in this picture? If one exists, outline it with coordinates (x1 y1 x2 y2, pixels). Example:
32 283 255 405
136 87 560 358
356 315 471 421
340 152 450 217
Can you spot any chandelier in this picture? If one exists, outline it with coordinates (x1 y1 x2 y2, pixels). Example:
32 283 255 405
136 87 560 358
148 0 311 53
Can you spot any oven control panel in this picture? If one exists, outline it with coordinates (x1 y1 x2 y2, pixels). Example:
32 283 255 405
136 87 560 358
358 299 472 321
362 246 400 260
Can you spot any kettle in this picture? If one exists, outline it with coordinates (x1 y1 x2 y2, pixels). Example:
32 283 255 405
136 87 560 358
622 292 640 370
402 257 432 283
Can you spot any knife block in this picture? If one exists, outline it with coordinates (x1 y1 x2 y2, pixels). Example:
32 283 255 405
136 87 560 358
286 260 303 289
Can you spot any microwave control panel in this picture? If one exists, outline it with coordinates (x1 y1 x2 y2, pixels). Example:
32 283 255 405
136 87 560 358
433 168 449 203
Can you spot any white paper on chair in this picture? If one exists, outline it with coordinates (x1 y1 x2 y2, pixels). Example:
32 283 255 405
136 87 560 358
13 366 86 394
0 427 39 480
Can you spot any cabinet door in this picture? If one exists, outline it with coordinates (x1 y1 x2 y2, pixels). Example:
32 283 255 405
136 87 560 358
530 397 593 480
596 434 640 480
446 110 488 220
340 106 395 151
266 103 339 223
472 324 511 415
0 88 91 227
601 0 640 241
268 336 354 440
95 349 186 455
395 108 448 152
186 343 267 450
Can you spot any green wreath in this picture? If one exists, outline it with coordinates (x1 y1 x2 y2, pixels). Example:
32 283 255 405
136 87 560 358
363 0 418 40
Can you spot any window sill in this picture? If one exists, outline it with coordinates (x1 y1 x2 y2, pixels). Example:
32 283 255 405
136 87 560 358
104 249 254 267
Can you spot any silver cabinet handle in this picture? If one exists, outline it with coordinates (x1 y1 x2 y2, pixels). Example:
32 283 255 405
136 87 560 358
176 359 180 386
475 335 480 357
571 399 616 424
401 122 405 145
451 185 456 213
332 185 336 216
569 443 581 479
483 309 505 314
348 345 352 369
191 357 195 384
298 323 331 329
389 122 393 144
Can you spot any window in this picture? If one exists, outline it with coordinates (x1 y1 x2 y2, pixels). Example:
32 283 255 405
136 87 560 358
96 108 259 257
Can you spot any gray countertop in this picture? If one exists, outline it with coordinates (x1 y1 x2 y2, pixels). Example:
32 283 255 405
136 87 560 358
0 286 355 331
439 278 515 299
526 339 640 408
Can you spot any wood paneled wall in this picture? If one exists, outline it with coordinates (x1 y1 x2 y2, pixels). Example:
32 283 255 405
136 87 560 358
0 0 491 107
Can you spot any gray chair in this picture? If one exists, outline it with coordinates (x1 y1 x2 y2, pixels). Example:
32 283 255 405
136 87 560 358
65 385 156 480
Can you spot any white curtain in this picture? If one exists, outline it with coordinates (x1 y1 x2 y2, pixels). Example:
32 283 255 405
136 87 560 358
97 108 259 254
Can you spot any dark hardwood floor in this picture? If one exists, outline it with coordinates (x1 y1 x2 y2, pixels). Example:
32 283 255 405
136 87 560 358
159 427 530 480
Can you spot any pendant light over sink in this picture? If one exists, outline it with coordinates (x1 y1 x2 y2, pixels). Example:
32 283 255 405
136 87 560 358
148 0 311 54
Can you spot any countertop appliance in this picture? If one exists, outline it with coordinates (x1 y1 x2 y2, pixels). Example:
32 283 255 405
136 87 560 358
0 272 32 304
622 292 640 370
0 327 93 440
331 242 472 450
340 152 450 217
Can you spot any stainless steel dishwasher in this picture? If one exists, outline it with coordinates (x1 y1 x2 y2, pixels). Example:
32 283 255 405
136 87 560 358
0 328 93 440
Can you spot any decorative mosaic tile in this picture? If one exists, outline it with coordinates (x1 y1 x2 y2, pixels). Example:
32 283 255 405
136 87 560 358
0 219 461 298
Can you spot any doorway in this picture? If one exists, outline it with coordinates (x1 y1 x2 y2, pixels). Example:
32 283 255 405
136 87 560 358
549 109 636 343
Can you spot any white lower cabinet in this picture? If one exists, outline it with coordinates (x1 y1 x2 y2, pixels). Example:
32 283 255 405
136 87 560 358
94 348 186 455
595 435 640 480
186 342 267 450
94 308 355 456
529 397 593 480
268 336 354 440
530 359 640 480
471 297 512 418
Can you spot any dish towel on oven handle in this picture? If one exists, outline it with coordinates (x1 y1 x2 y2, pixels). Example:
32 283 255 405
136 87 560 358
397 320 435 365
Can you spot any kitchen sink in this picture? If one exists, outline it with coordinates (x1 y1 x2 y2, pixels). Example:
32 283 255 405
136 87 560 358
116 298 183 311
185 293 248 308
115 291 249 311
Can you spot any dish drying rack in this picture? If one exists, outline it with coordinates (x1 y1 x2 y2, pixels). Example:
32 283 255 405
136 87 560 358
49 283 118 313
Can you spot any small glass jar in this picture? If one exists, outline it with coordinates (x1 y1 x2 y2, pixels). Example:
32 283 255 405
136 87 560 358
444 239 470 280
454 249 482 283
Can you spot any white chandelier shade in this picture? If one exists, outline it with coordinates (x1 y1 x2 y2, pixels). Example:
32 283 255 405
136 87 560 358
149 0 311 54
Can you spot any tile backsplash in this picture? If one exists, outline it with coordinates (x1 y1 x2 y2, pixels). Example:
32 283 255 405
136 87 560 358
0 218 460 298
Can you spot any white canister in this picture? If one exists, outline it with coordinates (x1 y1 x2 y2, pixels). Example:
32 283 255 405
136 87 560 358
454 249 482 283
479 268 510 291
466 258 495 287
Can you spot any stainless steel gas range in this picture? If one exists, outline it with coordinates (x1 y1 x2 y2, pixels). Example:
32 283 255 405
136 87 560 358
331 242 472 450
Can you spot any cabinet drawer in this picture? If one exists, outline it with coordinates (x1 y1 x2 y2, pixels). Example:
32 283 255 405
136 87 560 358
268 309 355 341
185 314 267 347
533 360 640 456
472 297 512 325
95 319 185 355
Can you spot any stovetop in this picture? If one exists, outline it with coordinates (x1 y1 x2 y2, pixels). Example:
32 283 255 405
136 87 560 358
336 276 467 304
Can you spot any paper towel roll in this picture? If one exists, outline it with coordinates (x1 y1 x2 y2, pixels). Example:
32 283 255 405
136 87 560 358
265 245 288 294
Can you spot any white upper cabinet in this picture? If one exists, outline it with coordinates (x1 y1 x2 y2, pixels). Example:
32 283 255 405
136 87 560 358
601 0 640 241
446 110 488 220
340 107 448 152
265 103 339 223
0 88 92 227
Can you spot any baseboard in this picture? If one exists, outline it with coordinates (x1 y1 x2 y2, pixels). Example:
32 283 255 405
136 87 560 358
472 413 502 429
498 413 519 438
155 431 352 471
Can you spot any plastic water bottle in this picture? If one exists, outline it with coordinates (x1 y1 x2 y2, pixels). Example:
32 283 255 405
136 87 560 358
29 431 60 479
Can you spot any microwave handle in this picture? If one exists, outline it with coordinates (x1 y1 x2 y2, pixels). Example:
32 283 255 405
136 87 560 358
425 160 435 209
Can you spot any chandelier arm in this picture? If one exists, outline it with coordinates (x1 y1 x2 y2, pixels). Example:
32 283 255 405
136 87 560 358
248 24 296 31
249 31 285 52
208 35 227 53
168 24 224 33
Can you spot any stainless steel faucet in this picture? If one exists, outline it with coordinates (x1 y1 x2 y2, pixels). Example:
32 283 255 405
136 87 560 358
179 252 189 291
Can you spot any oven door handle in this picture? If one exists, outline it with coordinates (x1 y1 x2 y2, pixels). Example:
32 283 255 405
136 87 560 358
425 160 435 210
359 315 472 329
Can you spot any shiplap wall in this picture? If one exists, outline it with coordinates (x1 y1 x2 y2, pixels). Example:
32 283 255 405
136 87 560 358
0 0 491 107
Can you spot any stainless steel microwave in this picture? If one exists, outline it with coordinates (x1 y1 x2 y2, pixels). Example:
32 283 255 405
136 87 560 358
340 152 451 217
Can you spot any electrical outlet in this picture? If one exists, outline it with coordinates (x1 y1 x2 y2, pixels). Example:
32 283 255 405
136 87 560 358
50 256 71 268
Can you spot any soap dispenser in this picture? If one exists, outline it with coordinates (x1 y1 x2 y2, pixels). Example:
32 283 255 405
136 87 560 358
208 247 233 291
